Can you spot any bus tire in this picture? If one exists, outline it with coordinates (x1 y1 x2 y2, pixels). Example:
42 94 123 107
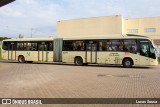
83 63 88 66
74 57 83 66
27 61 33 63
122 58 133 68
18 56 25 63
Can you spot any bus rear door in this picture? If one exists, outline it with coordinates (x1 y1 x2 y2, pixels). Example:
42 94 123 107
86 41 97 63
38 42 48 62
8 42 16 60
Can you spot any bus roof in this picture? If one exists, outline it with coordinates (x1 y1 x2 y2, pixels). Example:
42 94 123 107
61 34 151 40
2 34 151 41
3 37 54 42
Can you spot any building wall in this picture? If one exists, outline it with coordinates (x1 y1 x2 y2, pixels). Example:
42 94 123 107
124 17 160 39
56 15 123 38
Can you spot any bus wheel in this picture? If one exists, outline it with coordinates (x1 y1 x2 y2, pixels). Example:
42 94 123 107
18 56 25 63
83 63 88 66
27 61 33 63
122 58 133 68
74 57 83 66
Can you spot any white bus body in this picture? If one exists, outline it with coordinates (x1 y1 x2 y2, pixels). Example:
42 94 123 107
1 35 158 67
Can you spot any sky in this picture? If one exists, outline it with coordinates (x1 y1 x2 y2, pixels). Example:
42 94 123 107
0 0 160 38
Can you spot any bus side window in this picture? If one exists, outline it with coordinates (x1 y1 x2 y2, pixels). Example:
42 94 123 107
17 42 23 51
49 42 53 51
12 42 17 50
106 40 112 51
7 42 11 50
99 41 105 51
111 40 122 51
38 42 47 51
124 40 137 53
28 42 32 50
6 42 16 51
23 42 27 50
27 42 37 51
63 41 74 51
72 41 84 51
2 42 8 50
32 42 38 51
99 42 104 51
99 40 113 51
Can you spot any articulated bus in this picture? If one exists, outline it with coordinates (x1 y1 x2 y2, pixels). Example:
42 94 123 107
1 34 158 68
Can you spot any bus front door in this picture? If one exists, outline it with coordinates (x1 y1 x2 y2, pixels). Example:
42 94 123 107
139 40 150 65
38 42 48 62
86 42 97 64
8 42 16 60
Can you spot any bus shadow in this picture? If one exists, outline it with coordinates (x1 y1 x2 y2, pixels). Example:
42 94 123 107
0 60 152 69
88 64 151 69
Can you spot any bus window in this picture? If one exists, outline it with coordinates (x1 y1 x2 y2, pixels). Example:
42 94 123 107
28 42 32 50
17 42 23 51
63 41 74 51
139 40 149 57
24 42 27 50
7 42 16 51
8 42 12 50
2 42 8 50
106 40 112 51
111 40 123 51
124 40 137 53
99 41 105 51
73 41 85 51
12 42 17 50
38 42 48 51
99 40 112 51
27 42 37 51
149 42 156 59
99 40 106 51
38 45 43 51
32 43 38 51
44 45 48 51
49 42 53 51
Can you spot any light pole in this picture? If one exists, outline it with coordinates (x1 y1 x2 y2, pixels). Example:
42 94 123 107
31 28 33 38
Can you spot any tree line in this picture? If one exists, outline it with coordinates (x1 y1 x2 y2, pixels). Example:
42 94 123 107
0 37 10 41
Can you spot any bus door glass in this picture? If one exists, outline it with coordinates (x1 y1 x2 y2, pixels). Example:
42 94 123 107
139 40 150 65
38 42 48 62
8 42 16 60
86 41 97 63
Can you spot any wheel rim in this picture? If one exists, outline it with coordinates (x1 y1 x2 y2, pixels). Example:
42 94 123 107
75 58 82 65
125 61 131 66
76 59 81 65
19 57 22 62
19 57 23 62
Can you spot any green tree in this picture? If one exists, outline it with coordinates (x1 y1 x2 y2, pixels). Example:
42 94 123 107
0 37 10 41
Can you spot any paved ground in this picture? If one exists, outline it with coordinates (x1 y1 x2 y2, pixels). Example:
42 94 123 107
0 61 160 107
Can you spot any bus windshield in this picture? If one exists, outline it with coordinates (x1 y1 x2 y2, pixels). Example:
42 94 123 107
139 39 156 59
